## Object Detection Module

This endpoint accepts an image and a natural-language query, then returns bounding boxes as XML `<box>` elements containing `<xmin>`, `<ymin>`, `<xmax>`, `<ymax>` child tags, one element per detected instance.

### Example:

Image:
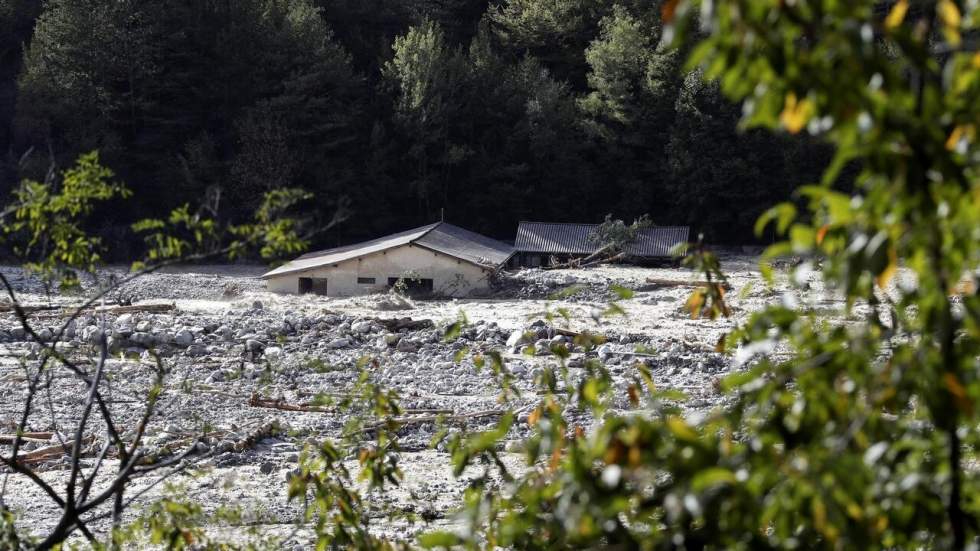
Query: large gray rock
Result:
<box><xmin>174</xmin><ymin>329</ymin><xmax>194</xmax><ymax>347</ymax></box>
<box><xmin>597</xmin><ymin>343</ymin><xmax>614</xmax><ymax>361</ymax></box>
<box><xmin>327</xmin><ymin>338</ymin><xmax>350</xmax><ymax>349</ymax></box>
<box><xmin>506</xmin><ymin>329</ymin><xmax>527</xmax><ymax>348</ymax></box>
<box><xmin>396</xmin><ymin>339</ymin><xmax>419</xmax><ymax>353</ymax></box>
<box><xmin>352</xmin><ymin>321</ymin><xmax>373</xmax><ymax>334</ymax></box>
<box><xmin>245</xmin><ymin>339</ymin><xmax>264</xmax><ymax>353</ymax></box>
<box><xmin>186</xmin><ymin>344</ymin><xmax>208</xmax><ymax>357</ymax></box>
<box><xmin>130</xmin><ymin>332</ymin><xmax>156</xmax><ymax>348</ymax></box>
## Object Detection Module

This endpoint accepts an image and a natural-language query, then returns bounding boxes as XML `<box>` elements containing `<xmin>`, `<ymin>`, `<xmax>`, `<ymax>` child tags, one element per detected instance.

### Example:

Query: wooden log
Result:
<box><xmin>644</xmin><ymin>277</ymin><xmax>732</xmax><ymax>290</ymax></box>
<box><xmin>248</xmin><ymin>393</ymin><xmax>333</xmax><ymax>413</ymax></box>
<box><xmin>0</xmin><ymin>432</ymin><xmax>55</xmax><ymax>445</ymax></box>
<box><xmin>0</xmin><ymin>302</ymin><xmax>176</xmax><ymax>316</ymax></box>
<box><xmin>370</xmin><ymin>317</ymin><xmax>434</xmax><ymax>332</ymax></box>
<box><xmin>95</xmin><ymin>303</ymin><xmax>176</xmax><ymax>314</ymax></box>
<box><xmin>248</xmin><ymin>393</ymin><xmax>452</xmax><ymax>416</ymax></box>
<box><xmin>361</xmin><ymin>409</ymin><xmax>505</xmax><ymax>433</ymax></box>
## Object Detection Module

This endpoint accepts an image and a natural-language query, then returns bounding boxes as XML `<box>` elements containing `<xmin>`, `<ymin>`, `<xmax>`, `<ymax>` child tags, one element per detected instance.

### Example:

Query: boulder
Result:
<box><xmin>396</xmin><ymin>339</ymin><xmax>419</xmax><ymax>353</ymax></box>
<box><xmin>596</xmin><ymin>343</ymin><xmax>614</xmax><ymax>361</ymax></box>
<box><xmin>186</xmin><ymin>344</ymin><xmax>208</xmax><ymax>357</ymax></box>
<box><xmin>130</xmin><ymin>332</ymin><xmax>156</xmax><ymax>348</ymax></box>
<box><xmin>352</xmin><ymin>321</ymin><xmax>373</xmax><ymax>334</ymax></box>
<box><xmin>506</xmin><ymin>329</ymin><xmax>527</xmax><ymax>348</ymax></box>
<box><xmin>327</xmin><ymin>338</ymin><xmax>350</xmax><ymax>349</ymax></box>
<box><xmin>174</xmin><ymin>329</ymin><xmax>194</xmax><ymax>347</ymax></box>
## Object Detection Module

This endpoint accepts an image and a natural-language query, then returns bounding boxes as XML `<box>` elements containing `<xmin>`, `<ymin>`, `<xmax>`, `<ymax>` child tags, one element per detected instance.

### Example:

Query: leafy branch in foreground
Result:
<box><xmin>418</xmin><ymin>1</ymin><xmax>980</xmax><ymax>549</ymax></box>
<box><xmin>0</xmin><ymin>151</ymin><xmax>325</xmax><ymax>549</ymax></box>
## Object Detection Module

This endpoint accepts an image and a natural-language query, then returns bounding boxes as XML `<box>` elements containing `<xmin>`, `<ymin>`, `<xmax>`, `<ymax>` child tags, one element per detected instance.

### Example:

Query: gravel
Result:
<box><xmin>0</xmin><ymin>255</ymin><xmax>817</xmax><ymax>545</ymax></box>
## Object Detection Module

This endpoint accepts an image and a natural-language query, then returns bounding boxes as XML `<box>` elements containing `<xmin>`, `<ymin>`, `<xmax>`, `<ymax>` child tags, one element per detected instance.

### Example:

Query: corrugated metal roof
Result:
<box><xmin>515</xmin><ymin>221</ymin><xmax>689</xmax><ymax>258</ymax></box>
<box><xmin>416</xmin><ymin>224</ymin><xmax>515</xmax><ymax>267</ymax></box>
<box><xmin>262</xmin><ymin>222</ymin><xmax>513</xmax><ymax>279</ymax></box>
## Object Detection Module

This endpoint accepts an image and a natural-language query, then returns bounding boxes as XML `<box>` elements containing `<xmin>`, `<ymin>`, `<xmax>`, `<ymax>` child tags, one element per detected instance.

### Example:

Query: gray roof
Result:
<box><xmin>262</xmin><ymin>222</ymin><xmax>514</xmax><ymax>279</ymax></box>
<box><xmin>514</xmin><ymin>221</ymin><xmax>690</xmax><ymax>258</ymax></box>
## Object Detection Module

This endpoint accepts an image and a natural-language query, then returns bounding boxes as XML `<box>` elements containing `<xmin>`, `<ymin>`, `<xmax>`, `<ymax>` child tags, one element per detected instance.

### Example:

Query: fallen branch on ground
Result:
<box><xmin>370</xmin><ymin>317</ymin><xmax>434</xmax><ymax>331</ymax></box>
<box><xmin>249</xmin><ymin>393</ymin><xmax>332</xmax><ymax>413</ymax></box>
<box><xmin>361</xmin><ymin>409</ymin><xmax>505</xmax><ymax>434</ymax></box>
<box><xmin>645</xmin><ymin>277</ymin><xmax>731</xmax><ymax>290</ymax></box>
<box><xmin>94</xmin><ymin>303</ymin><xmax>176</xmax><ymax>314</ymax></box>
<box><xmin>248</xmin><ymin>393</ymin><xmax>453</xmax><ymax>416</ymax></box>
<box><xmin>0</xmin><ymin>432</ymin><xmax>55</xmax><ymax>445</ymax></box>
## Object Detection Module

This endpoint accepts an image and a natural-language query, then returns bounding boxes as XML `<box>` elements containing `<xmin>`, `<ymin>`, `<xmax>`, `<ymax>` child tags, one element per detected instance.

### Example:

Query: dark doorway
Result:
<box><xmin>388</xmin><ymin>277</ymin><xmax>434</xmax><ymax>296</ymax></box>
<box><xmin>299</xmin><ymin>278</ymin><xmax>312</xmax><ymax>294</ymax></box>
<box><xmin>299</xmin><ymin>277</ymin><xmax>328</xmax><ymax>295</ymax></box>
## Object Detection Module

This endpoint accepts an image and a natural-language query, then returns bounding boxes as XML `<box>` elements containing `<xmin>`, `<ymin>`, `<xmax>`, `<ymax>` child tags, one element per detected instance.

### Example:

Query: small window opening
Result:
<box><xmin>357</xmin><ymin>277</ymin><xmax>376</xmax><ymax>285</ymax></box>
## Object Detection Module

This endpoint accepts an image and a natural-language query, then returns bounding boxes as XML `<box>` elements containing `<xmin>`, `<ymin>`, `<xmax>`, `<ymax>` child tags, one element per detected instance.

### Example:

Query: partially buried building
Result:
<box><xmin>262</xmin><ymin>222</ymin><xmax>514</xmax><ymax>297</ymax></box>
<box><xmin>513</xmin><ymin>221</ymin><xmax>690</xmax><ymax>267</ymax></box>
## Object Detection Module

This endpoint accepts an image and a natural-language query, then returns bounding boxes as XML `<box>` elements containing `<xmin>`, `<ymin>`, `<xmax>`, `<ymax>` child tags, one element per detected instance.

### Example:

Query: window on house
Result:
<box><xmin>357</xmin><ymin>277</ymin><xmax>376</xmax><ymax>285</ymax></box>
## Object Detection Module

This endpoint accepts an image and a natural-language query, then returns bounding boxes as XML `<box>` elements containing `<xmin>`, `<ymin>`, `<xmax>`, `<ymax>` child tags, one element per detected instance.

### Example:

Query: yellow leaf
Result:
<box><xmin>973</xmin><ymin>52</ymin><xmax>980</xmax><ymax>69</ymax></box>
<box><xmin>628</xmin><ymin>445</ymin><xmax>642</xmax><ymax>467</ymax></box>
<box><xmin>884</xmin><ymin>0</ymin><xmax>908</xmax><ymax>30</ymax></box>
<box><xmin>667</xmin><ymin>416</ymin><xmax>698</xmax><ymax>441</ymax></box>
<box><xmin>875</xmin><ymin>247</ymin><xmax>897</xmax><ymax>288</ymax></box>
<box><xmin>945</xmin><ymin>124</ymin><xmax>970</xmax><ymax>151</ymax></box>
<box><xmin>938</xmin><ymin>0</ymin><xmax>962</xmax><ymax>45</ymax></box>
<box><xmin>779</xmin><ymin>92</ymin><xmax>815</xmax><ymax>134</ymax></box>
<box><xmin>685</xmin><ymin>289</ymin><xmax>706</xmax><ymax>319</ymax></box>
<box><xmin>527</xmin><ymin>407</ymin><xmax>541</xmax><ymax>426</ymax></box>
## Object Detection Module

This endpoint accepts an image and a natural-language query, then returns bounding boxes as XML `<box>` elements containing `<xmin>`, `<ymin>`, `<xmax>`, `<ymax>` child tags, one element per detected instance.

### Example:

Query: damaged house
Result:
<box><xmin>262</xmin><ymin>222</ymin><xmax>514</xmax><ymax>297</ymax></box>
<box><xmin>512</xmin><ymin>221</ymin><xmax>690</xmax><ymax>267</ymax></box>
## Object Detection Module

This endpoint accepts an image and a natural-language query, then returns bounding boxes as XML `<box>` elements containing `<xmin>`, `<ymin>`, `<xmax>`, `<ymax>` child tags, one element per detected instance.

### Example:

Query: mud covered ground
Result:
<box><xmin>0</xmin><ymin>254</ymin><xmax>820</xmax><ymax>547</ymax></box>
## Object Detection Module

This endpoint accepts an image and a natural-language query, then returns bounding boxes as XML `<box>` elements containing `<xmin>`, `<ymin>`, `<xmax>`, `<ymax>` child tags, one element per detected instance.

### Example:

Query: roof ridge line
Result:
<box><xmin>410</xmin><ymin>221</ymin><xmax>443</xmax><ymax>244</ymax></box>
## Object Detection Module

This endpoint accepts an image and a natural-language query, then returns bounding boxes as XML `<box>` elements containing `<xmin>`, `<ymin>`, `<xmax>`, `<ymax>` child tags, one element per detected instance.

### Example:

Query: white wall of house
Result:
<box><xmin>265</xmin><ymin>243</ymin><xmax>494</xmax><ymax>297</ymax></box>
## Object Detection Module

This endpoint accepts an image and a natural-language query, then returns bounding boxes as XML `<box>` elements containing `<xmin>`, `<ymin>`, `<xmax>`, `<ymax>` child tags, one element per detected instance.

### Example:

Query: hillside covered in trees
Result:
<box><xmin>0</xmin><ymin>0</ymin><xmax>832</xmax><ymax>254</ymax></box>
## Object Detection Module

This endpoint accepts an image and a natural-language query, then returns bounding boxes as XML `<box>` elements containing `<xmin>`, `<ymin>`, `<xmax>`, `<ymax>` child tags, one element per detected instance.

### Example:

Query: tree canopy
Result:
<box><xmin>0</xmin><ymin>0</ymin><xmax>831</xmax><ymax>251</ymax></box>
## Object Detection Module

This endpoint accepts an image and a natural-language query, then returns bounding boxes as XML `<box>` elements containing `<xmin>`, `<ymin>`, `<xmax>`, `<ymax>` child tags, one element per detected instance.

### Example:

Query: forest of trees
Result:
<box><xmin>0</xmin><ymin>0</ymin><xmax>833</xmax><ymax>254</ymax></box>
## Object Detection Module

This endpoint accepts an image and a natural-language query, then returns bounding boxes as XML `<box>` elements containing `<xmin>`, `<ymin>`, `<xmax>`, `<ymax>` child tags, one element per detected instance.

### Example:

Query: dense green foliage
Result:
<box><xmin>410</xmin><ymin>0</ymin><xmax>980</xmax><ymax>548</ymax></box>
<box><xmin>1</xmin><ymin>0</ymin><xmax>978</xmax><ymax>549</ymax></box>
<box><xmin>0</xmin><ymin>0</ymin><xmax>831</xmax><ymax>251</ymax></box>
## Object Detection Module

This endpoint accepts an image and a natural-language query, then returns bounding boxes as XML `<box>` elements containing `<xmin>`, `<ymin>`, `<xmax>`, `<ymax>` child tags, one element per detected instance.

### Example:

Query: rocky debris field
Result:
<box><xmin>0</xmin><ymin>254</ymin><xmax>805</xmax><ymax>546</ymax></box>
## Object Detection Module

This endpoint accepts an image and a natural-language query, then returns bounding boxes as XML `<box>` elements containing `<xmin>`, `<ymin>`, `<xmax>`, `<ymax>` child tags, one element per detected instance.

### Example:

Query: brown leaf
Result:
<box><xmin>661</xmin><ymin>0</ymin><xmax>680</xmax><ymax>23</ymax></box>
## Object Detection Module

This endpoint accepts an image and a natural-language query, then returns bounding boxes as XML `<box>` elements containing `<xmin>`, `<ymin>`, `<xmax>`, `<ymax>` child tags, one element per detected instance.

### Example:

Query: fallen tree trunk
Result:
<box><xmin>370</xmin><ymin>317</ymin><xmax>434</xmax><ymax>332</ymax></box>
<box><xmin>248</xmin><ymin>393</ymin><xmax>453</xmax><ymax>416</ymax></box>
<box><xmin>248</xmin><ymin>393</ymin><xmax>332</xmax><ymax>413</ymax></box>
<box><xmin>645</xmin><ymin>277</ymin><xmax>732</xmax><ymax>290</ymax></box>
<box><xmin>361</xmin><ymin>409</ymin><xmax>505</xmax><ymax>433</ymax></box>
<box><xmin>95</xmin><ymin>303</ymin><xmax>176</xmax><ymax>314</ymax></box>
<box><xmin>0</xmin><ymin>302</ymin><xmax>176</xmax><ymax>316</ymax></box>
<box><xmin>543</xmin><ymin>249</ymin><xmax>625</xmax><ymax>271</ymax></box>
<box><xmin>0</xmin><ymin>432</ymin><xmax>55</xmax><ymax>445</ymax></box>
